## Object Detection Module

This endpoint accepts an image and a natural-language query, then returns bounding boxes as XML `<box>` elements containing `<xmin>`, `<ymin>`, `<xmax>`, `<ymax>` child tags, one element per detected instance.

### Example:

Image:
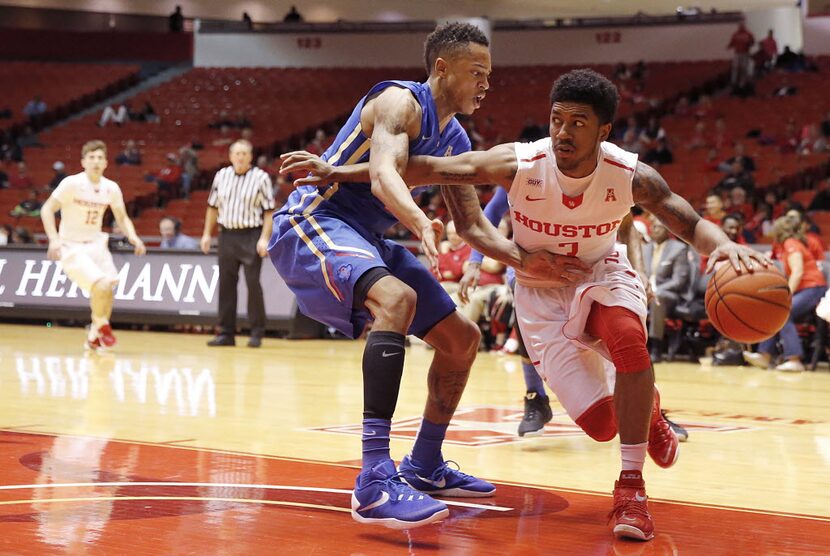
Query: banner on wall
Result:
<box><xmin>0</xmin><ymin>248</ymin><xmax>298</xmax><ymax>326</ymax></box>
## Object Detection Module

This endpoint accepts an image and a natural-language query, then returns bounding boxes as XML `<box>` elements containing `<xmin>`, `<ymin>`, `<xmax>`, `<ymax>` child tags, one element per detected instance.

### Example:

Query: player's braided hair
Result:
<box><xmin>424</xmin><ymin>22</ymin><xmax>489</xmax><ymax>74</ymax></box>
<box><xmin>549</xmin><ymin>69</ymin><xmax>619</xmax><ymax>125</ymax></box>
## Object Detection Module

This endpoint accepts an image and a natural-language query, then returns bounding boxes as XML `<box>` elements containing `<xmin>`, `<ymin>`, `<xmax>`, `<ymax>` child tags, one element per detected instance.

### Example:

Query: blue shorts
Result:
<box><xmin>268</xmin><ymin>210</ymin><xmax>456</xmax><ymax>339</ymax></box>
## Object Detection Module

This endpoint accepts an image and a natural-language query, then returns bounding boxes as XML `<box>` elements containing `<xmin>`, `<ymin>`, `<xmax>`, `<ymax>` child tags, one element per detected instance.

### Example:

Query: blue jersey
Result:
<box><xmin>278</xmin><ymin>80</ymin><xmax>472</xmax><ymax>236</ymax></box>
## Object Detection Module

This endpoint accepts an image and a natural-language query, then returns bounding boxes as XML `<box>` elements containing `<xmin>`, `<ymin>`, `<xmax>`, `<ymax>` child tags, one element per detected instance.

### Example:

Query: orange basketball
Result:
<box><xmin>704</xmin><ymin>263</ymin><xmax>792</xmax><ymax>344</ymax></box>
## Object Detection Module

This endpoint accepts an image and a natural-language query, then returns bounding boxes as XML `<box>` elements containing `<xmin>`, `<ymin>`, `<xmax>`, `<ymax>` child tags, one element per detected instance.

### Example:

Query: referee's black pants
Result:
<box><xmin>217</xmin><ymin>226</ymin><xmax>265</xmax><ymax>337</ymax></box>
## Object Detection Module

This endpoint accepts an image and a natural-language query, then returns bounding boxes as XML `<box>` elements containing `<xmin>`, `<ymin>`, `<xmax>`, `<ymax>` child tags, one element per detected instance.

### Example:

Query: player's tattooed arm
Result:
<box><xmin>405</xmin><ymin>143</ymin><xmax>518</xmax><ymax>189</ymax></box>
<box><xmin>633</xmin><ymin>161</ymin><xmax>767</xmax><ymax>272</ymax></box>
<box><xmin>279</xmin><ymin>143</ymin><xmax>518</xmax><ymax>190</ymax></box>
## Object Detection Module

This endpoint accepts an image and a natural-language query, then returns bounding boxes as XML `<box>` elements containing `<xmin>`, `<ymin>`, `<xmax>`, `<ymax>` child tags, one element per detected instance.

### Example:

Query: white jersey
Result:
<box><xmin>52</xmin><ymin>172</ymin><xmax>124</xmax><ymax>242</ymax></box>
<box><xmin>508</xmin><ymin>139</ymin><xmax>638</xmax><ymax>287</ymax></box>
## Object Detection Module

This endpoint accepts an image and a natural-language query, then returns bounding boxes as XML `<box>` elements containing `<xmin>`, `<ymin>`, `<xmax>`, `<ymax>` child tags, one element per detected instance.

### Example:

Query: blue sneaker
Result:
<box><xmin>351</xmin><ymin>460</ymin><xmax>449</xmax><ymax>529</ymax></box>
<box><xmin>398</xmin><ymin>455</ymin><xmax>496</xmax><ymax>498</ymax></box>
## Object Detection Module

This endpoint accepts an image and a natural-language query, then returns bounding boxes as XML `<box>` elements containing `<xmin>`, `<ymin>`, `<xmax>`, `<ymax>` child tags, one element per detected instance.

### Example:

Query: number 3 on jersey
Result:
<box><xmin>558</xmin><ymin>241</ymin><xmax>579</xmax><ymax>256</ymax></box>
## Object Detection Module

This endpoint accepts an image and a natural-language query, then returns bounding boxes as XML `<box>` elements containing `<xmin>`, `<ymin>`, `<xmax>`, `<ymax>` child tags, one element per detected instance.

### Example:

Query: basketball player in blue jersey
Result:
<box><xmin>268</xmin><ymin>23</ymin><xmax>578</xmax><ymax>529</ymax></box>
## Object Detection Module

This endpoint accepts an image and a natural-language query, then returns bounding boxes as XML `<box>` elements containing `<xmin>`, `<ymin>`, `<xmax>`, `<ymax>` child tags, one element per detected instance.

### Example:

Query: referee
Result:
<box><xmin>200</xmin><ymin>139</ymin><xmax>275</xmax><ymax>347</ymax></box>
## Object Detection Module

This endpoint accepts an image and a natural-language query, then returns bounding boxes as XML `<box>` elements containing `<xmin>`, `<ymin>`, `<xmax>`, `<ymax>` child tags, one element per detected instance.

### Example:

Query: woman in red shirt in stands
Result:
<box><xmin>745</xmin><ymin>217</ymin><xmax>827</xmax><ymax>372</ymax></box>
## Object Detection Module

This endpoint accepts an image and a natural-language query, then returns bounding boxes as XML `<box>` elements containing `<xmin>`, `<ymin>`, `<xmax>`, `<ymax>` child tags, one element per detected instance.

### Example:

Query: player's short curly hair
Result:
<box><xmin>424</xmin><ymin>22</ymin><xmax>489</xmax><ymax>74</ymax></box>
<box><xmin>549</xmin><ymin>69</ymin><xmax>619</xmax><ymax>125</ymax></box>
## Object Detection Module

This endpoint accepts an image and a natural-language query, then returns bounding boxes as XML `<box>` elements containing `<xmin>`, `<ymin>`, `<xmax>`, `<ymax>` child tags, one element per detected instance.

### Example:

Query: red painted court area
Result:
<box><xmin>0</xmin><ymin>430</ymin><xmax>825</xmax><ymax>555</ymax></box>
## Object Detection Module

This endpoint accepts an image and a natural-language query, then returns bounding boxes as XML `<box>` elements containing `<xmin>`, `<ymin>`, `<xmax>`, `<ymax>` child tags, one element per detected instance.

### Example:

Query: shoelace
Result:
<box><xmin>365</xmin><ymin>470</ymin><xmax>423</xmax><ymax>498</ymax></box>
<box><xmin>427</xmin><ymin>460</ymin><xmax>471</xmax><ymax>482</ymax></box>
<box><xmin>607</xmin><ymin>492</ymin><xmax>650</xmax><ymax>523</ymax></box>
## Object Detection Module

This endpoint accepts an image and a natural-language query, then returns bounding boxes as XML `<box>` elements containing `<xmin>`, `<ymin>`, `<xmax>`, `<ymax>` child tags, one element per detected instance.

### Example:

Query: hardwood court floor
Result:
<box><xmin>0</xmin><ymin>323</ymin><xmax>828</xmax><ymax>555</ymax></box>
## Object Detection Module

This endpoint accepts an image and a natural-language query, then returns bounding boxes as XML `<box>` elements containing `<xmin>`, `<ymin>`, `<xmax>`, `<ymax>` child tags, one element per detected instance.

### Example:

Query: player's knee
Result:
<box><xmin>456</xmin><ymin>316</ymin><xmax>481</xmax><ymax>361</ymax></box>
<box><xmin>598</xmin><ymin>307</ymin><xmax>650</xmax><ymax>373</ymax></box>
<box><xmin>575</xmin><ymin>397</ymin><xmax>618</xmax><ymax>442</ymax></box>
<box><xmin>371</xmin><ymin>280</ymin><xmax>417</xmax><ymax>327</ymax></box>
<box><xmin>91</xmin><ymin>279</ymin><xmax>114</xmax><ymax>296</ymax></box>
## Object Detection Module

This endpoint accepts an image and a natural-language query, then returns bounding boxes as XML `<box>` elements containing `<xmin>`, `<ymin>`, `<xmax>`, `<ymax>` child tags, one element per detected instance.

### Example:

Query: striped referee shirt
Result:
<box><xmin>207</xmin><ymin>166</ymin><xmax>275</xmax><ymax>229</ymax></box>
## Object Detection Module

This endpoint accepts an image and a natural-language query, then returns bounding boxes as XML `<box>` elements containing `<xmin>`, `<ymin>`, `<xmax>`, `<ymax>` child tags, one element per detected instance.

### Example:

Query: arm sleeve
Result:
<box><xmin>468</xmin><ymin>186</ymin><xmax>509</xmax><ymax>264</ymax></box>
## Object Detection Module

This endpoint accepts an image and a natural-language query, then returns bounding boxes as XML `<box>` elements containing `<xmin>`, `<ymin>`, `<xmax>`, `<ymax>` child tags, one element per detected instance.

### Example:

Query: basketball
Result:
<box><xmin>704</xmin><ymin>263</ymin><xmax>792</xmax><ymax>344</ymax></box>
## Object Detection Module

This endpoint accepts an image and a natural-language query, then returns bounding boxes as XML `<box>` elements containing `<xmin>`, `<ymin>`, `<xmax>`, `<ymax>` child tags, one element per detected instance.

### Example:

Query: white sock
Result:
<box><xmin>92</xmin><ymin>316</ymin><xmax>108</xmax><ymax>330</ymax></box>
<box><xmin>621</xmin><ymin>442</ymin><xmax>648</xmax><ymax>472</ymax></box>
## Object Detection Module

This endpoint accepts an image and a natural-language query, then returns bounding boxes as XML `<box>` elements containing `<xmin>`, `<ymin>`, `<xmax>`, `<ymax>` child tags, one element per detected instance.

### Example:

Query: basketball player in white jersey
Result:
<box><xmin>41</xmin><ymin>140</ymin><xmax>146</xmax><ymax>351</ymax></box>
<box><xmin>279</xmin><ymin>69</ymin><xmax>767</xmax><ymax>541</ymax></box>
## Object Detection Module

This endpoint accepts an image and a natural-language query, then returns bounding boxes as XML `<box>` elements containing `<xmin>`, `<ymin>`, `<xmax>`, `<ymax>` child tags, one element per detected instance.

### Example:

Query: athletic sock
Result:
<box><xmin>522</xmin><ymin>360</ymin><xmax>546</xmax><ymax>397</ymax></box>
<box><xmin>361</xmin><ymin>418</ymin><xmax>392</xmax><ymax>469</ymax></box>
<box><xmin>410</xmin><ymin>418</ymin><xmax>448</xmax><ymax>471</ymax></box>
<box><xmin>621</xmin><ymin>442</ymin><xmax>648</xmax><ymax>472</ymax></box>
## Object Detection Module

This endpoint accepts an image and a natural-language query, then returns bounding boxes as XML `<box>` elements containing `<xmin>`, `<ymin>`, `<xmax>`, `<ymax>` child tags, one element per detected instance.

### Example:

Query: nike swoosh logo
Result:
<box><xmin>415</xmin><ymin>473</ymin><xmax>446</xmax><ymax>488</ymax></box>
<box><xmin>359</xmin><ymin>490</ymin><xmax>390</xmax><ymax>511</ymax></box>
<box><xmin>382</xmin><ymin>351</ymin><xmax>402</xmax><ymax>357</ymax></box>
<box><xmin>363</xmin><ymin>430</ymin><xmax>376</xmax><ymax>436</ymax></box>
<box><xmin>634</xmin><ymin>492</ymin><xmax>647</xmax><ymax>502</ymax></box>
<box><xmin>525</xmin><ymin>196</ymin><xmax>545</xmax><ymax>202</ymax></box>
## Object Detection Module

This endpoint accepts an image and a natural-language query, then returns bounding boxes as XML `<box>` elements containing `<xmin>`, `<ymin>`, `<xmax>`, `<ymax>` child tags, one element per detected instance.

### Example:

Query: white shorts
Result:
<box><xmin>515</xmin><ymin>248</ymin><xmax>648</xmax><ymax>421</ymax></box>
<box><xmin>60</xmin><ymin>234</ymin><xmax>119</xmax><ymax>292</ymax></box>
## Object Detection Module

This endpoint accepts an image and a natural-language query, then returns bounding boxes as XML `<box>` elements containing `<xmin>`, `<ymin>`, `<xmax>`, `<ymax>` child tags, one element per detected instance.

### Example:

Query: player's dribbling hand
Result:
<box><xmin>46</xmin><ymin>240</ymin><xmax>61</xmax><ymax>261</ymax></box>
<box><xmin>706</xmin><ymin>241</ymin><xmax>770</xmax><ymax>274</ymax></box>
<box><xmin>420</xmin><ymin>218</ymin><xmax>444</xmax><ymax>277</ymax></box>
<box><xmin>279</xmin><ymin>151</ymin><xmax>335</xmax><ymax>187</ymax></box>
<box><xmin>458</xmin><ymin>263</ymin><xmax>481</xmax><ymax>304</ymax></box>
<box><xmin>522</xmin><ymin>250</ymin><xmax>590</xmax><ymax>283</ymax></box>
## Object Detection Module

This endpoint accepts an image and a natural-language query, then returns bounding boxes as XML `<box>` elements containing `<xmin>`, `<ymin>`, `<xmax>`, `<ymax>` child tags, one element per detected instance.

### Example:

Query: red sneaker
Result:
<box><xmin>609</xmin><ymin>470</ymin><xmax>654</xmax><ymax>541</ymax></box>
<box><xmin>648</xmin><ymin>389</ymin><xmax>679</xmax><ymax>468</ymax></box>
<box><xmin>98</xmin><ymin>324</ymin><xmax>117</xmax><ymax>348</ymax></box>
<box><xmin>85</xmin><ymin>337</ymin><xmax>102</xmax><ymax>352</ymax></box>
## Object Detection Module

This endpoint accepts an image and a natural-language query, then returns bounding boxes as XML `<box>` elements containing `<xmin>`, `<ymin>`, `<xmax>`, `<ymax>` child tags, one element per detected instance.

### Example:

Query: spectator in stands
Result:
<box><xmin>613</xmin><ymin>63</ymin><xmax>631</xmax><ymax>80</ymax></box>
<box><xmin>704</xmin><ymin>193</ymin><xmax>727</xmax><ymax>225</ymax></box>
<box><xmin>0</xmin><ymin>107</ymin><xmax>10</xmax><ymax>120</ymax></box>
<box><xmin>283</xmin><ymin>5</ymin><xmax>303</xmax><ymax>22</ymax></box>
<box><xmin>744</xmin><ymin>216</ymin><xmax>827</xmax><ymax>372</ymax></box>
<box><xmin>711</xmin><ymin>116</ymin><xmax>732</xmax><ymax>150</ymax></box>
<box><xmin>722</xmin><ymin>212</ymin><xmax>752</xmax><ymax>244</ymax></box>
<box><xmin>9</xmin><ymin>226</ymin><xmax>34</xmax><ymax>244</ymax></box>
<box><xmin>212</xmin><ymin>125</ymin><xmax>234</xmax><ymax>149</ymax></box>
<box><xmin>776</xmin><ymin>46</ymin><xmax>799</xmax><ymax>71</ymax></box>
<box><xmin>16</xmin><ymin>126</ymin><xmax>44</xmax><ymax>149</ymax></box>
<box><xmin>727</xmin><ymin>22</ymin><xmax>755</xmax><ymax>88</ymax></box>
<box><xmin>179</xmin><ymin>144</ymin><xmax>199</xmax><ymax>198</ymax></box>
<box><xmin>437</xmin><ymin>220</ymin><xmax>471</xmax><ymax>295</ymax></box>
<box><xmin>479</xmin><ymin>116</ymin><xmax>501</xmax><ymax>148</ymax></box>
<box><xmin>209</xmin><ymin>111</ymin><xmax>234</xmax><ymax>130</ymax></box>
<box><xmin>724</xmin><ymin>142</ymin><xmax>755</xmax><ymax>173</ymax></box>
<box><xmin>808</xmin><ymin>179</ymin><xmax>830</xmax><ymax>211</ymax></box>
<box><xmin>702</xmin><ymin>148</ymin><xmax>720</xmax><ymax>172</ymax></box>
<box><xmin>745</xmin><ymin>202</ymin><xmax>773</xmax><ymax>238</ymax></box>
<box><xmin>786</xmin><ymin>207</ymin><xmax>826</xmax><ymax>264</ymax></box>
<box><xmin>9</xmin><ymin>162</ymin><xmax>34</xmax><ymax>190</ymax></box>
<box><xmin>638</xmin><ymin>116</ymin><xmax>666</xmax><ymax>152</ymax></box>
<box><xmin>0</xmin><ymin>130</ymin><xmax>22</xmax><ymax>162</ymax></box>
<box><xmin>9</xmin><ymin>190</ymin><xmax>42</xmax><ymax>217</ymax></box>
<box><xmin>159</xmin><ymin>216</ymin><xmax>199</xmax><ymax>250</ymax></box>
<box><xmin>169</xmin><ymin>5</ymin><xmax>184</xmax><ymax>32</ymax></box>
<box><xmin>754</xmin><ymin>30</ymin><xmax>778</xmax><ymax>76</ymax></box>
<box><xmin>694</xmin><ymin>94</ymin><xmax>713</xmax><ymax>119</ymax></box>
<box><xmin>518</xmin><ymin>116</ymin><xmax>545</xmax><ymax>142</ymax></box>
<box><xmin>115</xmin><ymin>140</ymin><xmax>142</xmax><ymax>166</ymax></box>
<box><xmin>820</xmin><ymin>112</ymin><xmax>830</xmax><ymax>138</ymax></box>
<box><xmin>0</xmin><ymin>224</ymin><xmax>10</xmax><ymax>245</ymax></box>
<box><xmin>305</xmin><ymin>128</ymin><xmax>330</xmax><ymax>156</ymax></box>
<box><xmin>153</xmin><ymin>153</ymin><xmax>183</xmax><ymax>204</ymax></box>
<box><xmin>673</xmin><ymin>95</ymin><xmax>690</xmax><ymax>117</ymax></box>
<box><xmin>47</xmin><ymin>161</ymin><xmax>66</xmax><ymax>190</ymax></box>
<box><xmin>799</xmin><ymin>123</ymin><xmax>827</xmax><ymax>155</ymax></box>
<box><xmin>728</xmin><ymin>186</ymin><xmax>753</xmax><ymax>222</ymax></box>
<box><xmin>642</xmin><ymin>137</ymin><xmax>673</xmax><ymax>166</ymax></box>
<box><xmin>99</xmin><ymin>102</ymin><xmax>131</xmax><ymax>127</ymax></box>
<box><xmin>22</xmin><ymin>95</ymin><xmax>47</xmax><ymax>126</ymax></box>
<box><xmin>687</xmin><ymin>121</ymin><xmax>708</xmax><ymax>151</ymax></box>
<box><xmin>243</xmin><ymin>12</ymin><xmax>253</xmax><ymax>30</ymax></box>
<box><xmin>137</xmin><ymin>101</ymin><xmax>160</xmax><ymax>124</ymax></box>
<box><xmin>631</xmin><ymin>60</ymin><xmax>647</xmax><ymax>81</ymax></box>
<box><xmin>644</xmin><ymin>216</ymin><xmax>690</xmax><ymax>362</ymax></box>
<box><xmin>620</xmin><ymin>128</ymin><xmax>642</xmax><ymax>154</ymax></box>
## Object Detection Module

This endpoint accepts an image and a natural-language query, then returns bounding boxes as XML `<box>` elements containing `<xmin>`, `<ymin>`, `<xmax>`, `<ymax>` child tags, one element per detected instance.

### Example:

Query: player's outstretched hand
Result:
<box><xmin>420</xmin><ymin>218</ymin><xmax>444</xmax><ymax>277</ymax></box>
<box><xmin>705</xmin><ymin>241</ymin><xmax>770</xmax><ymax>274</ymax></box>
<box><xmin>279</xmin><ymin>151</ymin><xmax>335</xmax><ymax>187</ymax></box>
<box><xmin>458</xmin><ymin>262</ymin><xmax>481</xmax><ymax>304</ymax></box>
<box><xmin>131</xmin><ymin>237</ymin><xmax>146</xmax><ymax>256</ymax></box>
<box><xmin>46</xmin><ymin>239</ymin><xmax>61</xmax><ymax>261</ymax></box>
<box><xmin>522</xmin><ymin>249</ymin><xmax>590</xmax><ymax>283</ymax></box>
